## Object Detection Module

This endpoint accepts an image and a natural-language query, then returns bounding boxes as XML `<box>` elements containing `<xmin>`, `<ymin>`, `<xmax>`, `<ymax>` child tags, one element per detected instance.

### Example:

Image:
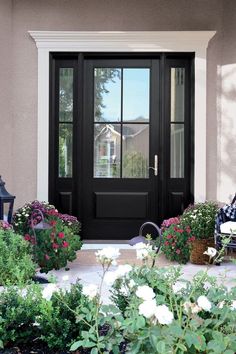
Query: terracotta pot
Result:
<box><xmin>190</xmin><ymin>238</ymin><xmax>215</xmax><ymax>265</ymax></box>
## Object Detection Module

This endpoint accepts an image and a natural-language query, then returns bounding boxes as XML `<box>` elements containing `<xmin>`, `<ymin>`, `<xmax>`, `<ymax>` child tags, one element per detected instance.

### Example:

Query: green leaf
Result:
<box><xmin>91</xmin><ymin>348</ymin><xmax>98</xmax><ymax>354</ymax></box>
<box><xmin>176</xmin><ymin>342</ymin><xmax>187</xmax><ymax>352</ymax></box>
<box><xmin>136</xmin><ymin>315</ymin><xmax>146</xmax><ymax>329</ymax></box>
<box><xmin>224</xmin><ymin>351</ymin><xmax>235</xmax><ymax>354</ymax></box>
<box><xmin>70</xmin><ymin>340</ymin><xmax>84</xmax><ymax>351</ymax></box>
<box><xmin>156</xmin><ymin>341</ymin><xmax>166</xmax><ymax>353</ymax></box>
<box><xmin>0</xmin><ymin>340</ymin><xmax>3</xmax><ymax>349</ymax></box>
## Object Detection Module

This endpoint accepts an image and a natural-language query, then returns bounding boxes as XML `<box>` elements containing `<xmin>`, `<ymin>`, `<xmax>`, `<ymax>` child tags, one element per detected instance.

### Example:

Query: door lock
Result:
<box><xmin>148</xmin><ymin>155</ymin><xmax>158</xmax><ymax>176</ymax></box>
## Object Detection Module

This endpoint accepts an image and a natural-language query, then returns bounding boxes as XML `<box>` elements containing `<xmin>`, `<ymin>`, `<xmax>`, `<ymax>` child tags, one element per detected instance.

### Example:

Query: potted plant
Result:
<box><xmin>181</xmin><ymin>201</ymin><xmax>219</xmax><ymax>264</ymax></box>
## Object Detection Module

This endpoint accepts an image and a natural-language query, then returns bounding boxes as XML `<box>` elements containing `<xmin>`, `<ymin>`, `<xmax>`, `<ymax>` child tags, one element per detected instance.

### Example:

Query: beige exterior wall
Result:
<box><xmin>0</xmin><ymin>0</ymin><xmax>235</xmax><ymax>208</ymax></box>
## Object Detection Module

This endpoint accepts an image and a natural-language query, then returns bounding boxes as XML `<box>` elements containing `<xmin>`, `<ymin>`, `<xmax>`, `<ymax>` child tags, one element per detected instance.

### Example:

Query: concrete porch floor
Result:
<box><xmin>39</xmin><ymin>244</ymin><xmax>236</xmax><ymax>303</ymax></box>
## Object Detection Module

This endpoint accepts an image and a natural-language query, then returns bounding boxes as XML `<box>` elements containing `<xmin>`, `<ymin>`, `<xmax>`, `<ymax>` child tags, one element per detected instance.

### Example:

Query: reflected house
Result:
<box><xmin>94</xmin><ymin>121</ymin><xmax>149</xmax><ymax>178</ymax></box>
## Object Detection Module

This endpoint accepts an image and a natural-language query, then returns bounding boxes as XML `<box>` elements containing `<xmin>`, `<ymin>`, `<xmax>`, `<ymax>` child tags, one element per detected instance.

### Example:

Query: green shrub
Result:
<box><xmin>0</xmin><ymin>229</ymin><xmax>36</xmax><ymax>285</ymax></box>
<box><xmin>38</xmin><ymin>282</ymin><xmax>90</xmax><ymax>349</ymax></box>
<box><xmin>0</xmin><ymin>285</ymin><xmax>43</xmax><ymax>348</ymax></box>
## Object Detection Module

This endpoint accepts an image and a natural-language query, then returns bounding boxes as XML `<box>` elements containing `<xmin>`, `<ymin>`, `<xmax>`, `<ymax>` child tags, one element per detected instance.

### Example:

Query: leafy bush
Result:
<box><xmin>181</xmin><ymin>201</ymin><xmax>219</xmax><ymax>240</ymax></box>
<box><xmin>161</xmin><ymin>222</ymin><xmax>195</xmax><ymax>263</ymax></box>
<box><xmin>38</xmin><ymin>282</ymin><xmax>90</xmax><ymax>349</ymax></box>
<box><xmin>0</xmin><ymin>285</ymin><xmax>43</xmax><ymax>348</ymax></box>
<box><xmin>0</xmin><ymin>229</ymin><xmax>36</xmax><ymax>285</ymax></box>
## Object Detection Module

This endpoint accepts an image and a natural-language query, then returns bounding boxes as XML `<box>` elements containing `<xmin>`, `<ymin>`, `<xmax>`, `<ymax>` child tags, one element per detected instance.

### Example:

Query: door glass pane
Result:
<box><xmin>94</xmin><ymin>68</ymin><xmax>121</xmax><ymax>122</ymax></box>
<box><xmin>123</xmin><ymin>69</ymin><xmax>150</xmax><ymax>122</ymax></box>
<box><xmin>171</xmin><ymin>68</ymin><xmax>185</xmax><ymax>122</ymax></box>
<box><xmin>59</xmin><ymin>68</ymin><xmax>73</xmax><ymax>122</ymax></box>
<box><xmin>170</xmin><ymin>124</ymin><xmax>184</xmax><ymax>178</ymax></box>
<box><xmin>122</xmin><ymin>124</ymin><xmax>149</xmax><ymax>178</ymax></box>
<box><xmin>59</xmin><ymin>123</ymin><xmax>73</xmax><ymax>177</ymax></box>
<box><xmin>94</xmin><ymin>124</ymin><xmax>121</xmax><ymax>178</ymax></box>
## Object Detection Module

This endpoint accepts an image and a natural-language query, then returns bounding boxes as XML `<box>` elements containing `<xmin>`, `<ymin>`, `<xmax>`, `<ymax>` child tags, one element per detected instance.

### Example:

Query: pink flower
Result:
<box><xmin>177</xmin><ymin>229</ymin><xmax>184</xmax><ymax>233</ymax></box>
<box><xmin>45</xmin><ymin>254</ymin><xmax>50</xmax><ymax>260</ymax></box>
<box><xmin>186</xmin><ymin>226</ymin><xmax>191</xmax><ymax>234</ymax></box>
<box><xmin>24</xmin><ymin>234</ymin><xmax>31</xmax><ymax>241</ymax></box>
<box><xmin>164</xmin><ymin>241</ymin><xmax>169</xmax><ymax>246</ymax></box>
<box><xmin>167</xmin><ymin>234</ymin><xmax>172</xmax><ymax>239</ymax></box>
<box><xmin>176</xmin><ymin>249</ymin><xmax>181</xmax><ymax>254</ymax></box>
<box><xmin>52</xmin><ymin>242</ymin><xmax>59</xmax><ymax>249</ymax></box>
<box><xmin>62</xmin><ymin>241</ymin><xmax>69</xmax><ymax>248</ymax></box>
<box><xmin>58</xmin><ymin>232</ymin><xmax>64</xmax><ymax>239</ymax></box>
<box><xmin>50</xmin><ymin>220</ymin><xmax>57</xmax><ymax>227</ymax></box>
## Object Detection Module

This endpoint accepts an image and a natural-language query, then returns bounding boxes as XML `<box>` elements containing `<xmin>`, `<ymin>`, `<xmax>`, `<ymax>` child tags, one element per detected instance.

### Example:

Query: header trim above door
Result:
<box><xmin>29</xmin><ymin>30</ymin><xmax>216</xmax><ymax>202</ymax></box>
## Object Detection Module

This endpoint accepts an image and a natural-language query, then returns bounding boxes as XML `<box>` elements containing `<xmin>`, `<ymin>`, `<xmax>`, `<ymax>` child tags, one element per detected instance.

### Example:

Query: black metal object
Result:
<box><xmin>31</xmin><ymin>209</ymin><xmax>52</xmax><ymax>283</ymax></box>
<box><xmin>0</xmin><ymin>176</ymin><xmax>15</xmax><ymax>223</ymax></box>
<box><xmin>129</xmin><ymin>221</ymin><xmax>162</xmax><ymax>266</ymax></box>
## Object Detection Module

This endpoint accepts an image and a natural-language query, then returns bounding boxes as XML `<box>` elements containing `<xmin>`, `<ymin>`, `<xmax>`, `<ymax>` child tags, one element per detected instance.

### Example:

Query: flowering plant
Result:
<box><xmin>181</xmin><ymin>201</ymin><xmax>219</xmax><ymax>240</ymax></box>
<box><xmin>12</xmin><ymin>200</ymin><xmax>81</xmax><ymax>236</ymax></box>
<box><xmin>12</xmin><ymin>200</ymin><xmax>82</xmax><ymax>273</ymax></box>
<box><xmin>0</xmin><ymin>220</ymin><xmax>13</xmax><ymax>231</ymax></box>
<box><xmin>161</xmin><ymin>220</ymin><xmax>194</xmax><ymax>263</ymax></box>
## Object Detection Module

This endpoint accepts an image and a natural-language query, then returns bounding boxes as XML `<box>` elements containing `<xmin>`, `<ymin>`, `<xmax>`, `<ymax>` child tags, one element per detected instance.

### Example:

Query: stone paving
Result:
<box><xmin>39</xmin><ymin>243</ymin><xmax>236</xmax><ymax>303</ymax></box>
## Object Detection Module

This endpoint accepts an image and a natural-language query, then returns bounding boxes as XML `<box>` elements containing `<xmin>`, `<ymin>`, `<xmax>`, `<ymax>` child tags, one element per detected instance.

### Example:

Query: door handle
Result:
<box><xmin>148</xmin><ymin>155</ymin><xmax>158</xmax><ymax>176</ymax></box>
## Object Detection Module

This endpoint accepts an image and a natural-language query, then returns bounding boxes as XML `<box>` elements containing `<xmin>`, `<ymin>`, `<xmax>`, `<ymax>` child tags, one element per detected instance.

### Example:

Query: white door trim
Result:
<box><xmin>29</xmin><ymin>30</ymin><xmax>216</xmax><ymax>202</ymax></box>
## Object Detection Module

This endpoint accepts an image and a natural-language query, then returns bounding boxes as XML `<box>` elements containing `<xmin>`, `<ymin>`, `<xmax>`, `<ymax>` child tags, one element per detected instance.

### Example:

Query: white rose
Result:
<box><xmin>203</xmin><ymin>247</ymin><xmax>217</xmax><ymax>258</ymax></box>
<box><xmin>154</xmin><ymin>305</ymin><xmax>174</xmax><ymax>325</ymax></box>
<box><xmin>42</xmin><ymin>284</ymin><xmax>58</xmax><ymax>300</ymax></box>
<box><xmin>116</xmin><ymin>264</ymin><xmax>132</xmax><ymax>278</ymax></box>
<box><xmin>230</xmin><ymin>300</ymin><xmax>236</xmax><ymax>310</ymax></box>
<box><xmin>218</xmin><ymin>301</ymin><xmax>225</xmax><ymax>309</ymax></box>
<box><xmin>95</xmin><ymin>247</ymin><xmax>120</xmax><ymax>265</ymax></box>
<box><xmin>197</xmin><ymin>295</ymin><xmax>212</xmax><ymax>311</ymax></box>
<box><xmin>135</xmin><ymin>242</ymin><xmax>153</xmax><ymax>260</ymax></box>
<box><xmin>104</xmin><ymin>271</ymin><xmax>118</xmax><ymax>286</ymax></box>
<box><xmin>136</xmin><ymin>285</ymin><xmax>155</xmax><ymax>301</ymax></box>
<box><xmin>82</xmin><ymin>284</ymin><xmax>98</xmax><ymax>300</ymax></box>
<box><xmin>138</xmin><ymin>299</ymin><xmax>157</xmax><ymax>319</ymax></box>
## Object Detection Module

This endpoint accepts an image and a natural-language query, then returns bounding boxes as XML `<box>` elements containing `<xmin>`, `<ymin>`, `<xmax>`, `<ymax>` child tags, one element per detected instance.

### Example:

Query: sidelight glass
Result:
<box><xmin>171</xmin><ymin>68</ymin><xmax>185</xmax><ymax>122</ymax></box>
<box><xmin>123</xmin><ymin>69</ymin><xmax>150</xmax><ymax>122</ymax></box>
<box><xmin>59</xmin><ymin>68</ymin><xmax>74</xmax><ymax>122</ymax></box>
<box><xmin>122</xmin><ymin>124</ymin><xmax>149</xmax><ymax>178</ymax></box>
<box><xmin>170</xmin><ymin>124</ymin><xmax>184</xmax><ymax>178</ymax></box>
<box><xmin>94</xmin><ymin>124</ymin><xmax>121</xmax><ymax>178</ymax></box>
<box><xmin>59</xmin><ymin>124</ymin><xmax>73</xmax><ymax>178</ymax></box>
<box><xmin>94</xmin><ymin>68</ymin><xmax>121</xmax><ymax>122</ymax></box>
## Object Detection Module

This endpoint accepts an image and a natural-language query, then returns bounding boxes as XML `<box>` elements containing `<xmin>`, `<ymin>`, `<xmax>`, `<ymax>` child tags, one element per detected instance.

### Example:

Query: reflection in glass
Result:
<box><xmin>59</xmin><ymin>68</ymin><xmax>73</xmax><ymax>122</ymax></box>
<box><xmin>123</xmin><ymin>69</ymin><xmax>150</xmax><ymax>122</ymax></box>
<box><xmin>171</xmin><ymin>68</ymin><xmax>185</xmax><ymax>122</ymax></box>
<box><xmin>94</xmin><ymin>124</ymin><xmax>121</xmax><ymax>178</ymax></box>
<box><xmin>94</xmin><ymin>68</ymin><xmax>121</xmax><ymax>122</ymax></box>
<box><xmin>171</xmin><ymin>124</ymin><xmax>184</xmax><ymax>178</ymax></box>
<box><xmin>59</xmin><ymin>124</ymin><xmax>73</xmax><ymax>177</ymax></box>
<box><xmin>122</xmin><ymin>124</ymin><xmax>149</xmax><ymax>178</ymax></box>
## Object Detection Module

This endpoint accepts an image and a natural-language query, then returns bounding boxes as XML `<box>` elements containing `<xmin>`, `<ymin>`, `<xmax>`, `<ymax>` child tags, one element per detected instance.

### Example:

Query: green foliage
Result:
<box><xmin>0</xmin><ymin>229</ymin><xmax>36</xmax><ymax>285</ymax></box>
<box><xmin>0</xmin><ymin>285</ymin><xmax>43</xmax><ymax>347</ymax></box>
<box><xmin>123</xmin><ymin>151</ymin><xmax>148</xmax><ymax>178</ymax></box>
<box><xmin>161</xmin><ymin>222</ymin><xmax>194</xmax><ymax>264</ymax></box>
<box><xmin>181</xmin><ymin>201</ymin><xmax>219</xmax><ymax>240</ymax></box>
<box><xmin>38</xmin><ymin>282</ymin><xmax>89</xmax><ymax>349</ymax></box>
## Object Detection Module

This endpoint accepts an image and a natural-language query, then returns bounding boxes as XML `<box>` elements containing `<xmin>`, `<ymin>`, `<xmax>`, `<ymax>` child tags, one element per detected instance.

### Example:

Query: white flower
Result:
<box><xmin>230</xmin><ymin>300</ymin><xmax>236</xmax><ymax>310</ymax></box>
<box><xmin>183</xmin><ymin>301</ymin><xmax>201</xmax><ymax>314</ymax></box>
<box><xmin>95</xmin><ymin>247</ymin><xmax>120</xmax><ymax>265</ymax></box>
<box><xmin>191</xmin><ymin>304</ymin><xmax>202</xmax><ymax>314</ymax></box>
<box><xmin>135</xmin><ymin>242</ymin><xmax>153</xmax><ymax>260</ymax></box>
<box><xmin>197</xmin><ymin>295</ymin><xmax>212</xmax><ymax>311</ymax></box>
<box><xmin>82</xmin><ymin>284</ymin><xmax>98</xmax><ymax>300</ymax></box>
<box><xmin>136</xmin><ymin>285</ymin><xmax>155</xmax><ymax>301</ymax></box>
<box><xmin>203</xmin><ymin>247</ymin><xmax>217</xmax><ymax>258</ymax></box>
<box><xmin>139</xmin><ymin>299</ymin><xmax>157</xmax><ymax>319</ymax></box>
<box><xmin>116</xmin><ymin>264</ymin><xmax>132</xmax><ymax>278</ymax></box>
<box><xmin>42</xmin><ymin>284</ymin><xmax>58</xmax><ymax>300</ymax></box>
<box><xmin>218</xmin><ymin>301</ymin><xmax>225</xmax><ymax>309</ymax></box>
<box><xmin>172</xmin><ymin>282</ymin><xmax>187</xmax><ymax>294</ymax></box>
<box><xmin>120</xmin><ymin>285</ymin><xmax>129</xmax><ymax>296</ymax></box>
<box><xmin>128</xmin><ymin>279</ymin><xmax>136</xmax><ymax>288</ymax></box>
<box><xmin>154</xmin><ymin>305</ymin><xmax>174</xmax><ymax>325</ymax></box>
<box><xmin>62</xmin><ymin>275</ymin><xmax>69</xmax><ymax>281</ymax></box>
<box><xmin>104</xmin><ymin>271</ymin><xmax>118</xmax><ymax>286</ymax></box>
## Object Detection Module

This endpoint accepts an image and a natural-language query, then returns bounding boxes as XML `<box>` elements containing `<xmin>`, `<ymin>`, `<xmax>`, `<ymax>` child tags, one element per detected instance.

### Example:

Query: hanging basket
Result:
<box><xmin>190</xmin><ymin>238</ymin><xmax>215</xmax><ymax>265</ymax></box>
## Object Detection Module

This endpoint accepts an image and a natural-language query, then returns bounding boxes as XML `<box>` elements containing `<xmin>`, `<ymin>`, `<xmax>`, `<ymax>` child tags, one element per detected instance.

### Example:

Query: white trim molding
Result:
<box><xmin>29</xmin><ymin>30</ymin><xmax>216</xmax><ymax>202</ymax></box>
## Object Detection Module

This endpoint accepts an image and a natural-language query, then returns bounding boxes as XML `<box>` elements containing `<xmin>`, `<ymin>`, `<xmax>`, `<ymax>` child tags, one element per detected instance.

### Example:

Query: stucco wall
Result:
<box><xmin>0</xmin><ymin>0</ymin><xmax>13</xmax><ymax>191</ymax></box>
<box><xmin>1</xmin><ymin>0</ymin><xmax>235</xmax><ymax>208</ymax></box>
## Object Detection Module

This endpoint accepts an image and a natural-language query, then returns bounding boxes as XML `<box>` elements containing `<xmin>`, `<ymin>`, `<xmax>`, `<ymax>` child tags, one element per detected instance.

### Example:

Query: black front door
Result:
<box><xmin>49</xmin><ymin>53</ymin><xmax>194</xmax><ymax>240</ymax></box>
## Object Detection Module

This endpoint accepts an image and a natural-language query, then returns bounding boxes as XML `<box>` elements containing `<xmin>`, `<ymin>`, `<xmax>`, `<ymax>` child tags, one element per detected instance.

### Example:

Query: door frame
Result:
<box><xmin>29</xmin><ymin>30</ymin><xmax>216</xmax><ymax>203</ymax></box>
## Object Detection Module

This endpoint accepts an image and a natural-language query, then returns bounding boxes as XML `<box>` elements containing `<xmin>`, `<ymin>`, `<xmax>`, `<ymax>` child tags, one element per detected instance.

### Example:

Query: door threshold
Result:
<box><xmin>82</xmin><ymin>241</ymin><xmax>133</xmax><ymax>250</ymax></box>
